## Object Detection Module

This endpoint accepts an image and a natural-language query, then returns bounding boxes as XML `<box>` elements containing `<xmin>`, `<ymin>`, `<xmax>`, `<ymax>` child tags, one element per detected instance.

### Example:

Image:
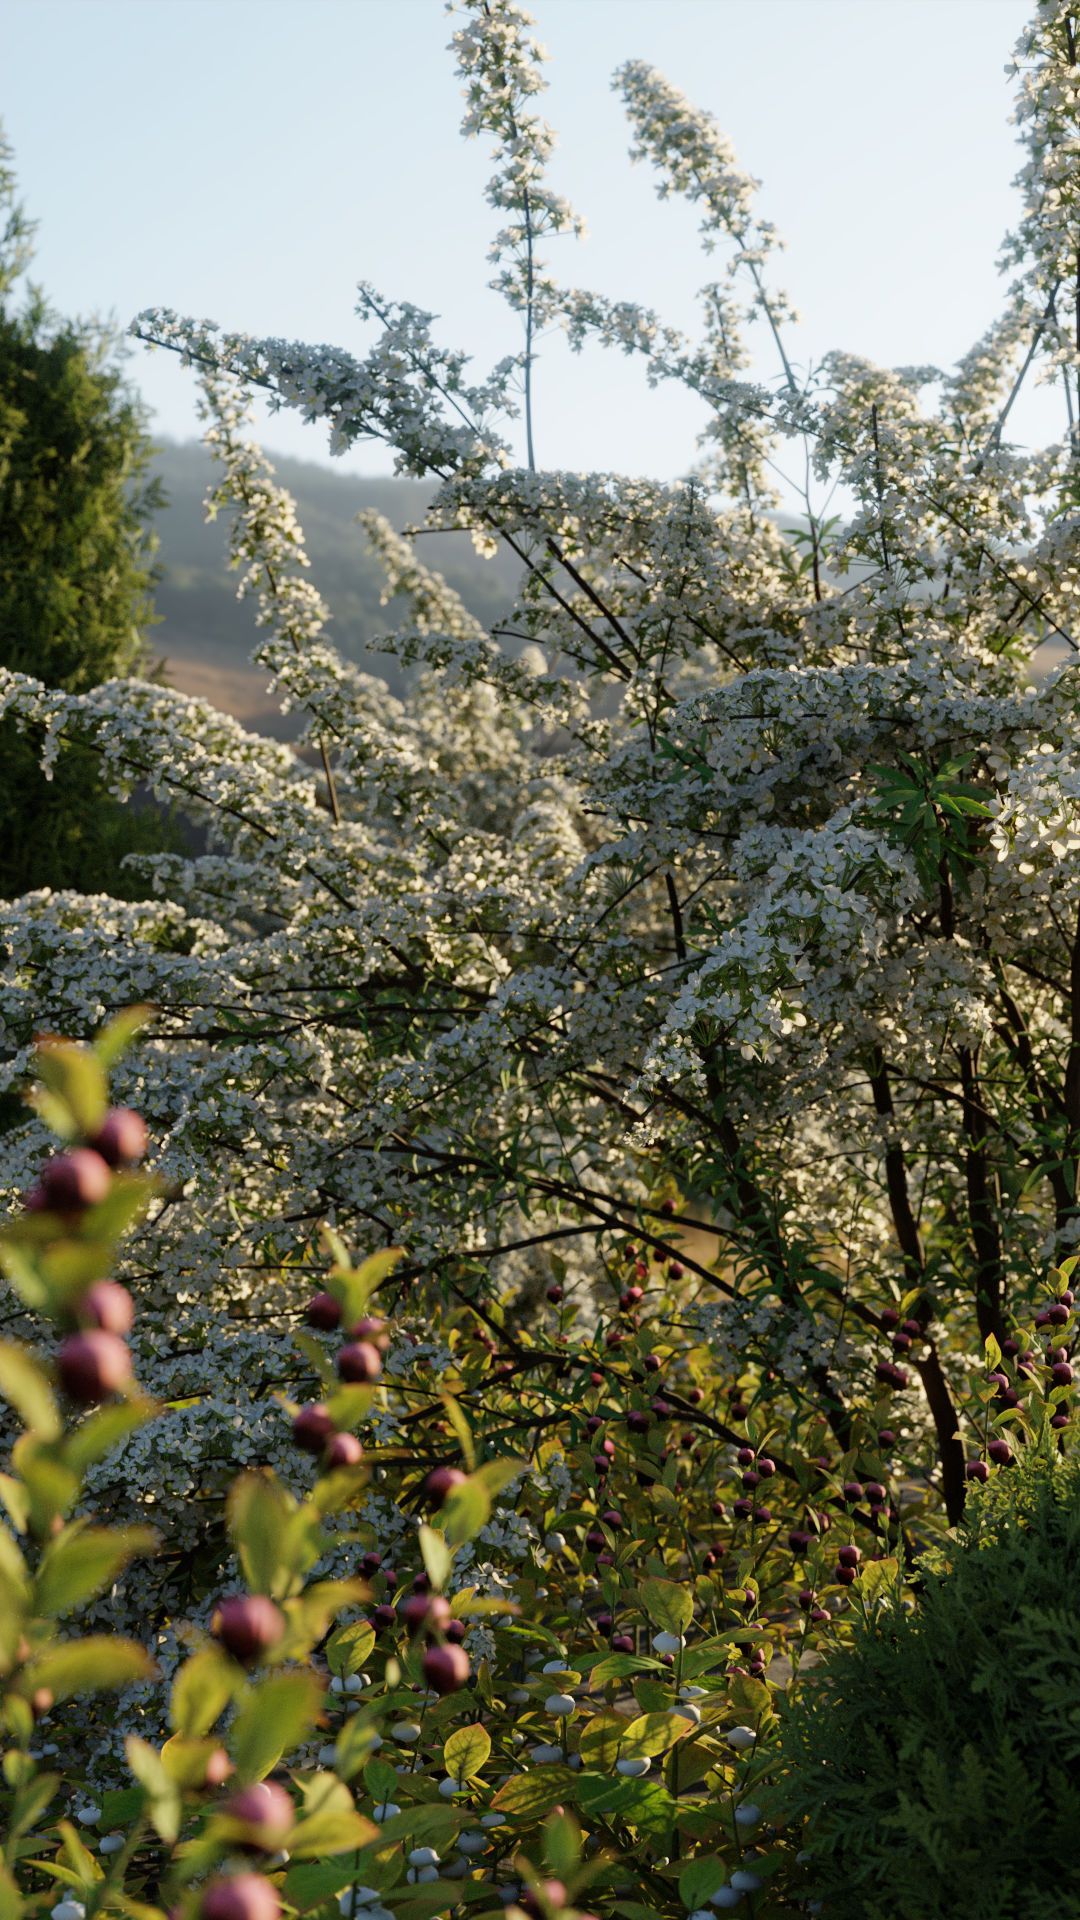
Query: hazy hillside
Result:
<box><xmin>148</xmin><ymin>441</ymin><xmax>522</xmax><ymax>736</ymax></box>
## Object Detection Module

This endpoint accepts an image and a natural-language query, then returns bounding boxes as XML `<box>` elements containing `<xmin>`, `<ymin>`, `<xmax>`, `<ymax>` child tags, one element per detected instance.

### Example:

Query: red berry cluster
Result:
<box><xmin>24</xmin><ymin>1109</ymin><xmax>148</xmax><ymax>1405</ymax></box>
<box><xmin>291</xmin><ymin>1295</ymin><xmax>394</xmax><ymax>1468</ymax></box>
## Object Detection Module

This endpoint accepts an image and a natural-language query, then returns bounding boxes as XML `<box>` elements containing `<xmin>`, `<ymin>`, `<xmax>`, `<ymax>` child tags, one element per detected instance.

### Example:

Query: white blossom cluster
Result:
<box><xmin>3</xmin><ymin>0</ymin><xmax>1080</xmax><ymax>1701</ymax></box>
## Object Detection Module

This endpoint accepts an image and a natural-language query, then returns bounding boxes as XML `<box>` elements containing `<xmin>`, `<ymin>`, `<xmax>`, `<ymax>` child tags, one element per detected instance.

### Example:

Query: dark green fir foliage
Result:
<box><xmin>771</xmin><ymin>1441</ymin><xmax>1080</xmax><ymax>1919</ymax></box>
<box><xmin>0</xmin><ymin>125</ymin><xmax>185</xmax><ymax>898</ymax></box>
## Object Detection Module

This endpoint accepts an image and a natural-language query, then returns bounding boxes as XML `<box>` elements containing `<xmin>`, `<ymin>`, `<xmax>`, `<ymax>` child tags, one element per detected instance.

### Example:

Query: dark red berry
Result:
<box><xmin>373</xmin><ymin>1605</ymin><xmax>397</xmax><ymax>1630</ymax></box>
<box><xmin>326</xmin><ymin>1431</ymin><xmax>363</xmax><ymax>1468</ymax></box>
<box><xmin>337</xmin><ymin>1341</ymin><xmax>382</xmax><ymax>1383</ymax></box>
<box><xmin>422</xmin><ymin>1643</ymin><xmax>470</xmax><ymax>1695</ymax></box>
<box><xmin>213</xmin><ymin>1596</ymin><xmax>284</xmax><ymax>1664</ymax></box>
<box><xmin>879</xmin><ymin>1307</ymin><xmax>900</xmax><ymax>1329</ymax></box>
<box><xmin>966</xmin><ymin>1459</ymin><xmax>989</xmax><ymax>1482</ymax></box>
<box><xmin>306</xmin><ymin>1293</ymin><xmax>341</xmax><ymax>1331</ymax></box>
<box><xmin>547</xmin><ymin>1285</ymin><xmax>564</xmax><ymax>1304</ymax></box>
<box><xmin>837</xmin><ymin>1543</ymin><xmax>861</xmax><ymax>1568</ymax></box>
<box><xmin>425</xmin><ymin>1466</ymin><xmax>468</xmax><ymax>1504</ymax></box>
<box><xmin>57</xmin><ymin>1330</ymin><xmax>131</xmax><ymax>1403</ymax></box>
<box><xmin>77</xmin><ymin>1280</ymin><xmax>135</xmax><ymax>1336</ymax></box>
<box><xmin>201</xmin><ymin>1875</ymin><xmax>281</xmax><ymax>1920</ymax></box>
<box><xmin>40</xmin><ymin>1149</ymin><xmax>111</xmax><ymax>1211</ymax></box>
<box><xmin>292</xmin><ymin>1404</ymin><xmax>336</xmax><ymax>1453</ymax></box>
<box><xmin>223</xmin><ymin>1780</ymin><xmax>294</xmax><ymax>1845</ymax></box>
<box><xmin>987</xmin><ymin>1438</ymin><xmax>1013</xmax><ymax>1466</ymax></box>
<box><xmin>91</xmin><ymin>1108</ymin><xmax>148</xmax><ymax>1168</ymax></box>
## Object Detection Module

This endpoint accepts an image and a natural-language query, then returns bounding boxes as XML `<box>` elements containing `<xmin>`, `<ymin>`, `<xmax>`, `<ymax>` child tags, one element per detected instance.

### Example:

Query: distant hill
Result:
<box><xmin>146</xmin><ymin>441</ymin><xmax>522</xmax><ymax>736</ymax></box>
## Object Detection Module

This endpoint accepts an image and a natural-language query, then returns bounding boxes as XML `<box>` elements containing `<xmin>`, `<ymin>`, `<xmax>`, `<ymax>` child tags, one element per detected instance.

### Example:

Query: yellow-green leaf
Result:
<box><xmin>0</xmin><ymin>1344</ymin><xmax>60</xmax><ymax>1438</ymax></box>
<box><xmin>326</xmin><ymin>1619</ymin><xmax>375</xmax><ymax>1677</ymax></box>
<box><xmin>638</xmin><ymin>1576</ymin><xmax>693</xmax><ymax>1635</ymax></box>
<box><xmin>443</xmin><ymin>1723</ymin><xmax>490</xmax><ymax>1782</ymax></box>
<box><xmin>231</xmin><ymin>1670</ymin><xmax>324</xmax><ymax>1782</ymax></box>
<box><xmin>64</xmin><ymin>1400</ymin><xmax>153</xmax><ymax>1476</ymax></box>
<box><xmin>620</xmin><ymin>1712</ymin><xmax>689</xmax><ymax>1759</ymax></box>
<box><xmin>34</xmin><ymin>1523</ymin><xmax>158</xmax><ymax>1617</ymax></box>
<box><xmin>26</xmin><ymin>1636</ymin><xmax>154</xmax><ymax>1702</ymax></box>
<box><xmin>33</xmin><ymin>1040</ymin><xmax>107</xmax><ymax>1137</ymax></box>
<box><xmin>93</xmin><ymin>1005</ymin><xmax>155</xmax><ymax>1069</ymax></box>
<box><xmin>418</xmin><ymin>1524</ymin><xmax>452</xmax><ymax>1593</ymax></box>
<box><xmin>578</xmin><ymin>1710</ymin><xmax>630</xmax><ymax>1772</ymax></box>
<box><xmin>286</xmin><ymin>1811</ymin><xmax>377</xmax><ymax>1857</ymax></box>
<box><xmin>125</xmin><ymin>1737</ymin><xmax>181</xmax><ymax>1843</ymax></box>
<box><xmin>492</xmin><ymin>1768</ymin><xmax>575</xmax><ymax>1818</ymax></box>
<box><xmin>438</xmin><ymin>1394</ymin><xmax>476</xmax><ymax>1472</ymax></box>
<box><xmin>170</xmin><ymin>1644</ymin><xmax>239</xmax><ymax>1737</ymax></box>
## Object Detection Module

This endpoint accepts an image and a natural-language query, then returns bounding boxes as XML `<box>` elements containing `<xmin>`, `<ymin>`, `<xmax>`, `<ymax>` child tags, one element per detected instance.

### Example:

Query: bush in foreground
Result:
<box><xmin>772</xmin><ymin>1437</ymin><xmax>1080</xmax><ymax>1918</ymax></box>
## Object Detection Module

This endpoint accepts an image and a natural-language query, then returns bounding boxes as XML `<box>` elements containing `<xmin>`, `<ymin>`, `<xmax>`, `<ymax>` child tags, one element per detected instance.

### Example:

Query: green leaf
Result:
<box><xmin>26</xmin><ymin>1636</ymin><xmax>154</xmax><ymax>1701</ymax></box>
<box><xmin>542</xmin><ymin>1810</ymin><xmax>581</xmax><ymax>1882</ymax></box>
<box><xmin>326</xmin><ymin>1619</ymin><xmax>376</xmax><ymax>1677</ymax></box>
<box><xmin>0</xmin><ymin>1859</ymin><xmax>24</xmax><ymax>1920</ymax></box>
<box><xmin>226</xmin><ymin>1470</ymin><xmax>324</xmax><ymax>1598</ymax></box>
<box><xmin>169</xmin><ymin>1644</ymin><xmax>239</xmax><ymax>1738</ymax></box>
<box><xmin>440</xmin><ymin>1478</ymin><xmax>490</xmax><ymax>1547</ymax></box>
<box><xmin>287</xmin><ymin>1810</ymin><xmax>378</xmax><ymax>1857</ymax></box>
<box><xmin>8</xmin><ymin>1773</ymin><xmax>58</xmax><ymax>1841</ymax></box>
<box><xmin>418</xmin><ymin>1524</ymin><xmax>453</xmax><ymax>1593</ymax></box>
<box><xmin>577</xmin><ymin>1710</ymin><xmax>631</xmax><ymax>1771</ymax></box>
<box><xmin>11</xmin><ymin>1433</ymin><xmax>78</xmax><ymax>1530</ymax></box>
<box><xmin>439</xmin><ymin>1393</ymin><xmax>476</xmax><ymax>1471</ymax></box>
<box><xmin>63</xmin><ymin>1401</ymin><xmax>151</xmax><ymax>1475</ymax></box>
<box><xmin>587</xmin><ymin>1653</ymin><xmax>661</xmax><ymax>1686</ymax></box>
<box><xmin>443</xmin><ymin>1723</ymin><xmax>491</xmax><ymax>1782</ymax></box>
<box><xmin>293</xmin><ymin>1330</ymin><xmax>335</xmax><ymax>1388</ymax></box>
<box><xmin>33</xmin><ymin>1522</ymin><xmax>158</xmax><ymax>1616</ymax></box>
<box><xmin>125</xmin><ymin>1736</ymin><xmax>181</xmax><ymax>1844</ymax></box>
<box><xmin>638</xmin><ymin>1576</ymin><xmax>693</xmax><ymax>1635</ymax></box>
<box><xmin>284</xmin><ymin>1862</ymin><xmax>357</xmax><ymax>1914</ymax></box>
<box><xmin>678</xmin><ymin>1859</ymin><xmax>726</xmax><ymax>1910</ymax></box>
<box><xmin>332</xmin><ymin>1711</ymin><xmax>380</xmax><ymax>1783</ymax></box>
<box><xmin>728</xmin><ymin>1672</ymin><xmax>771</xmax><ymax>1720</ymax></box>
<box><xmin>231</xmin><ymin>1670</ymin><xmax>324</xmax><ymax>1782</ymax></box>
<box><xmin>33</xmin><ymin>1039</ymin><xmax>107</xmax><ymax>1137</ymax></box>
<box><xmin>99</xmin><ymin>1786</ymin><xmax>144</xmax><ymax>1829</ymax></box>
<box><xmin>323</xmin><ymin>1243</ymin><xmax>404</xmax><ymax>1330</ymax></box>
<box><xmin>621</xmin><ymin>1711</ymin><xmax>688</xmax><ymax>1758</ymax></box>
<box><xmin>985</xmin><ymin>1332</ymin><xmax>1002</xmax><ymax>1373</ymax></box>
<box><xmin>363</xmin><ymin>1756</ymin><xmax>401</xmax><ymax>1802</ymax></box>
<box><xmin>491</xmin><ymin>1768</ymin><xmax>575</xmax><ymax>1818</ymax></box>
<box><xmin>0</xmin><ymin>1344</ymin><xmax>60</xmax><ymax>1438</ymax></box>
<box><xmin>93</xmin><ymin>1005</ymin><xmax>155</xmax><ymax>1069</ymax></box>
<box><xmin>575</xmin><ymin>1774</ymin><xmax>676</xmax><ymax>1840</ymax></box>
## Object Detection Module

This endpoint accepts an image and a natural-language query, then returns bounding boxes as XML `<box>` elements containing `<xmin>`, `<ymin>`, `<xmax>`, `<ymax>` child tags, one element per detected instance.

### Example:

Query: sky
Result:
<box><xmin>2</xmin><ymin>0</ymin><xmax>1051</xmax><ymax>496</ymax></box>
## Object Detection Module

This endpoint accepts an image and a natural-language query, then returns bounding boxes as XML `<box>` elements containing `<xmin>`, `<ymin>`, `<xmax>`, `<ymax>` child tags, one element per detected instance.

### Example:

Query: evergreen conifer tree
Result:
<box><xmin>0</xmin><ymin>124</ymin><xmax>181</xmax><ymax>898</ymax></box>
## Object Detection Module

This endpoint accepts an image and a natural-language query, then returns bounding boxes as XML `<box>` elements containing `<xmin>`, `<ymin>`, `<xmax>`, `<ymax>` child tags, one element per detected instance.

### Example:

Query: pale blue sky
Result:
<box><xmin>3</xmin><ymin>0</ymin><xmax>1049</xmax><ymax>490</ymax></box>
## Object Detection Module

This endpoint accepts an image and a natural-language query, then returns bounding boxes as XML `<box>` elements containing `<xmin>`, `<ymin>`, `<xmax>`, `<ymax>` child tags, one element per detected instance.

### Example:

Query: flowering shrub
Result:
<box><xmin>3</xmin><ymin>0</ymin><xmax>1080</xmax><ymax>1912</ymax></box>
